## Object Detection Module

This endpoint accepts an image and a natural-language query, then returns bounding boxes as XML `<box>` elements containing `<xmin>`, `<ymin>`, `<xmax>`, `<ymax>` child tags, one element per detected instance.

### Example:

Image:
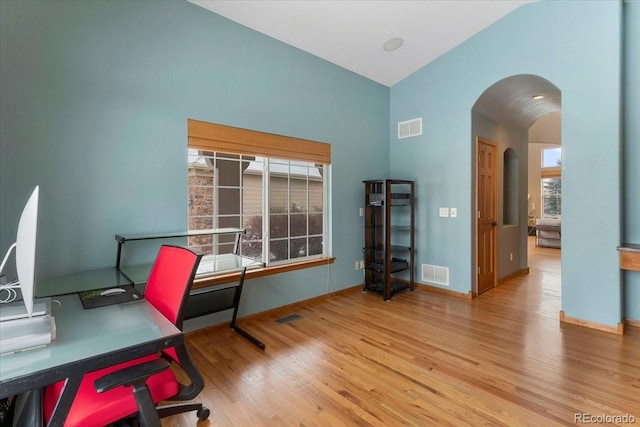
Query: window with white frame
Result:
<box><xmin>542</xmin><ymin>147</ymin><xmax>561</xmax><ymax>168</ymax></box>
<box><xmin>540</xmin><ymin>146</ymin><xmax>561</xmax><ymax>218</ymax></box>
<box><xmin>187</xmin><ymin>120</ymin><xmax>330</xmax><ymax>266</ymax></box>
<box><xmin>267</xmin><ymin>158</ymin><xmax>325</xmax><ymax>263</ymax></box>
<box><xmin>542</xmin><ymin>177</ymin><xmax>561</xmax><ymax>218</ymax></box>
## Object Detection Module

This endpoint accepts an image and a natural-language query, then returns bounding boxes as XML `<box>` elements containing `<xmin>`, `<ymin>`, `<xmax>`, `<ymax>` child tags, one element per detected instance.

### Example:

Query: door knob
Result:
<box><xmin>492</xmin><ymin>221</ymin><xmax>497</xmax><ymax>227</ymax></box>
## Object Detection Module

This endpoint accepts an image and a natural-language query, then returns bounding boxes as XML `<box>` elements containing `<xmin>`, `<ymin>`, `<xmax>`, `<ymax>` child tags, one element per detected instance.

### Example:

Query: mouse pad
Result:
<box><xmin>79</xmin><ymin>285</ymin><xmax>143</xmax><ymax>309</ymax></box>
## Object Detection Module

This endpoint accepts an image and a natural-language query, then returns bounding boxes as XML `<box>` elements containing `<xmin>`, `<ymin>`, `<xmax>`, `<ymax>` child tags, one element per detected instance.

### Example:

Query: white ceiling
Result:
<box><xmin>189</xmin><ymin>0</ymin><xmax>534</xmax><ymax>87</ymax></box>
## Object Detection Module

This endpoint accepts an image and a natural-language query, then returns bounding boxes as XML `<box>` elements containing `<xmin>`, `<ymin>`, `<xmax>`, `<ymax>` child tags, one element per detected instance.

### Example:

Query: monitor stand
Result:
<box><xmin>0</xmin><ymin>299</ymin><xmax>48</xmax><ymax>322</ymax></box>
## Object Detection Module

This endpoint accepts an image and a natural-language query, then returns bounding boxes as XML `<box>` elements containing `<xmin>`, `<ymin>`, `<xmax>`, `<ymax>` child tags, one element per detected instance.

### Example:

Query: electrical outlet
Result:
<box><xmin>510</xmin><ymin>253</ymin><xmax>513</xmax><ymax>261</ymax></box>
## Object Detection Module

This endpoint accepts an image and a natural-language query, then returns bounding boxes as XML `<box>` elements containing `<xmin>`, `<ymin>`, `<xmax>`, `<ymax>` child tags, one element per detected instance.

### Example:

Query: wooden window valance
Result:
<box><xmin>188</xmin><ymin>119</ymin><xmax>331</xmax><ymax>164</ymax></box>
<box><xmin>541</xmin><ymin>168</ymin><xmax>561</xmax><ymax>178</ymax></box>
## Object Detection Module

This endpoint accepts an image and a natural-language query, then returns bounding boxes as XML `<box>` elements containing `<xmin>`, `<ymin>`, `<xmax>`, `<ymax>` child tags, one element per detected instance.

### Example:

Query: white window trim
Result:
<box><xmin>188</xmin><ymin>151</ymin><xmax>328</xmax><ymax>266</ymax></box>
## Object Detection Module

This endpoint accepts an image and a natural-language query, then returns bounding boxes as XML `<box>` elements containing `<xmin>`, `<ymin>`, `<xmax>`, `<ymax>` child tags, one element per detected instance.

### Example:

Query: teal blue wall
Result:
<box><xmin>2</xmin><ymin>0</ymin><xmax>637</xmax><ymax>327</ymax></box>
<box><xmin>390</xmin><ymin>1</ymin><xmax>624</xmax><ymax>326</ymax></box>
<box><xmin>624</xmin><ymin>0</ymin><xmax>640</xmax><ymax>321</ymax></box>
<box><xmin>0</xmin><ymin>1</ymin><xmax>389</xmax><ymax>315</ymax></box>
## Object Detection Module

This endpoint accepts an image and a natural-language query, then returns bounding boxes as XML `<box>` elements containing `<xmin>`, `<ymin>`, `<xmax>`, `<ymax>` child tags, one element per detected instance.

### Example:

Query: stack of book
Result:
<box><xmin>0</xmin><ymin>298</ymin><xmax>56</xmax><ymax>356</ymax></box>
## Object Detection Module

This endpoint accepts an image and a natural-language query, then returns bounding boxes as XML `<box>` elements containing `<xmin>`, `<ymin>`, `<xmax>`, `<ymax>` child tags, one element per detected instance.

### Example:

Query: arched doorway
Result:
<box><xmin>471</xmin><ymin>74</ymin><xmax>561</xmax><ymax>295</ymax></box>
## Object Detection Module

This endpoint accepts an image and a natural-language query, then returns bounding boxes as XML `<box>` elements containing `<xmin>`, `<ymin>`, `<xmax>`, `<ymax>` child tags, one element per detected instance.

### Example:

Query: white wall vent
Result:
<box><xmin>421</xmin><ymin>264</ymin><xmax>449</xmax><ymax>286</ymax></box>
<box><xmin>398</xmin><ymin>118</ymin><xmax>422</xmax><ymax>139</ymax></box>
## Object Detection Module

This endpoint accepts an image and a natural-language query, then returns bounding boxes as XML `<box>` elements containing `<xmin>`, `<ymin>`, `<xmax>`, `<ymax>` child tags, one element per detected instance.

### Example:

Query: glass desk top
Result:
<box><xmin>36</xmin><ymin>267</ymin><xmax>131</xmax><ymax>298</ymax></box>
<box><xmin>0</xmin><ymin>293</ymin><xmax>181</xmax><ymax>391</ymax></box>
<box><xmin>116</xmin><ymin>228</ymin><xmax>245</xmax><ymax>242</ymax></box>
<box><xmin>120</xmin><ymin>253</ymin><xmax>264</xmax><ymax>285</ymax></box>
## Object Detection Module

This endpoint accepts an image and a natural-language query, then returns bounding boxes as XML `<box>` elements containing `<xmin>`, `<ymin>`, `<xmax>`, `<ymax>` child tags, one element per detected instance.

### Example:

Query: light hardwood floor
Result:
<box><xmin>164</xmin><ymin>237</ymin><xmax>640</xmax><ymax>426</ymax></box>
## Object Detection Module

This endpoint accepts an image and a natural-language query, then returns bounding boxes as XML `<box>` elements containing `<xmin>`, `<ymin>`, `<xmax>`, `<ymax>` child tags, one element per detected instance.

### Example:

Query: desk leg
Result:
<box><xmin>47</xmin><ymin>375</ymin><xmax>82</xmax><ymax>427</ymax></box>
<box><xmin>231</xmin><ymin>324</ymin><xmax>266</xmax><ymax>350</ymax></box>
<box><xmin>229</xmin><ymin>268</ymin><xmax>266</xmax><ymax>350</ymax></box>
<box><xmin>12</xmin><ymin>389</ymin><xmax>43</xmax><ymax>427</ymax></box>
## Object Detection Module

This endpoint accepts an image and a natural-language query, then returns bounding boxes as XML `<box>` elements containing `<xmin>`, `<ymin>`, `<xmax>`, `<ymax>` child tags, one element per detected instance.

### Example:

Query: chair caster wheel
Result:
<box><xmin>197</xmin><ymin>406</ymin><xmax>210</xmax><ymax>421</ymax></box>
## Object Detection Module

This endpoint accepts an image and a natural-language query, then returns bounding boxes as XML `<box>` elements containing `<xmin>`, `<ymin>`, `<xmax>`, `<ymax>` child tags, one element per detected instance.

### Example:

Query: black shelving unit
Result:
<box><xmin>363</xmin><ymin>179</ymin><xmax>415</xmax><ymax>300</ymax></box>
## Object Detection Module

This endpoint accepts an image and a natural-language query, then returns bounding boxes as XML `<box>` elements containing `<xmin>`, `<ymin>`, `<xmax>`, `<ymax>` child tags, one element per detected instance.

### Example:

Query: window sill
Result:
<box><xmin>192</xmin><ymin>257</ymin><xmax>335</xmax><ymax>290</ymax></box>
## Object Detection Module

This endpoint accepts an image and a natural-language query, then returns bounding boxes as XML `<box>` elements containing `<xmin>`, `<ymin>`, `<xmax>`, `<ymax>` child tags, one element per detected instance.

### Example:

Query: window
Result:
<box><xmin>542</xmin><ymin>147</ymin><xmax>561</xmax><ymax>168</ymax></box>
<box><xmin>542</xmin><ymin>177</ymin><xmax>561</xmax><ymax>218</ymax></box>
<box><xmin>267</xmin><ymin>158</ymin><xmax>324</xmax><ymax>262</ymax></box>
<box><xmin>187</xmin><ymin>120</ymin><xmax>330</xmax><ymax>266</ymax></box>
<box><xmin>541</xmin><ymin>146</ymin><xmax>561</xmax><ymax>218</ymax></box>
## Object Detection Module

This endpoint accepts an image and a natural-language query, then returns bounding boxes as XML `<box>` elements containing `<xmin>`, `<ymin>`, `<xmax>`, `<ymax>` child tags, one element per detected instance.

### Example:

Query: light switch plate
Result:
<box><xmin>450</xmin><ymin>208</ymin><xmax>457</xmax><ymax>218</ymax></box>
<box><xmin>439</xmin><ymin>207</ymin><xmax>449</xmax><ymax>217</ymax></box>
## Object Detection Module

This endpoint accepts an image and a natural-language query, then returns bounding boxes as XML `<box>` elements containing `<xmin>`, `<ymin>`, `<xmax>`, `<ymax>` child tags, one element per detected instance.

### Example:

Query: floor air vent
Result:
<box><xmin>421</xmin><ymin>264</ymin><xmax>449</xmax><ymax>286</ymax></box>
<box><xmin>276</xmin><ymin>313</ymin><xmax>301</xmax><ymax>324</ymax></box>
<box><xmin>398</xmin><ymin>118</ymin><xmax>422</xmax><ymax>139</ymax></box>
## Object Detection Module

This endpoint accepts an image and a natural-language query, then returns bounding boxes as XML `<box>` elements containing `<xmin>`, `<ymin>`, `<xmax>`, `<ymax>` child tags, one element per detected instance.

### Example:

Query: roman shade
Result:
<box><xmin>188</xmin><ymin>119</ymin><xmax>331</xmax><ymax>164</ymax></box>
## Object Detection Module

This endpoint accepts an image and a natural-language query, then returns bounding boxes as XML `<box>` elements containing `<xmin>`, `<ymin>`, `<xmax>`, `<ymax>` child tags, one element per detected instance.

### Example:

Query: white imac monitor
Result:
<box><xmin>0</xmin><ymin>186</ymin><xmax>39</xmax><ymax>318</ymax></box>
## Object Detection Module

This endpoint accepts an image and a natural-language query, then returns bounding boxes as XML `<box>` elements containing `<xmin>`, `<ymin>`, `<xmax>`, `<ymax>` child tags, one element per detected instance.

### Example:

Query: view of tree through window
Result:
<box><xmin>187</xmin><ymin>150</ymin><xmax>325</xmax><ymax>264</ymax></box>
<box><xmin>267</xmin><ymin>158</ymin><xmax>324</xmax><ymax>262</ymax></box>
<box><xmin>542</xmin><ymin>177</ymin><xmax>561</xmax><ymax>218</ymax></box>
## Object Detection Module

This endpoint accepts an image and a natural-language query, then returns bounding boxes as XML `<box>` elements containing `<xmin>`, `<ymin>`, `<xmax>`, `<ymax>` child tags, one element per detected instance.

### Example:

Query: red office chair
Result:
<box><xmin>43</xmin><ymin>245</ymin><xmax>209</xmax><ymax>426</ymax></box>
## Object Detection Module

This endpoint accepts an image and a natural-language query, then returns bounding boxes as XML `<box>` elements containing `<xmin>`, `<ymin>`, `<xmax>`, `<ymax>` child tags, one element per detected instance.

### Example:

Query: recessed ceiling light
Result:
<box><xmin>383</xmin><ymin>37</ymin><xmax>404</xmax><ymax>52</ymax></box>
<box><xmin>532</xmin><ymin>95</ymin><xmax>545</xmax><ymax>100</ymax></box>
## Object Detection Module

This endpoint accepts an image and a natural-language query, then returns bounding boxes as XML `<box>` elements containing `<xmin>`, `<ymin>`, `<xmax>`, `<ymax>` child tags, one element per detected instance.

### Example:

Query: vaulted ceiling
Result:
<box><xmin>189</xmin><ymin>0</ymin><xmax>534</xmax><ymax>87</ymax></box>
<box><xmin>190</xmin><ymin>1</ymin><xmax>559</xmax><ymax>129</ymax></box>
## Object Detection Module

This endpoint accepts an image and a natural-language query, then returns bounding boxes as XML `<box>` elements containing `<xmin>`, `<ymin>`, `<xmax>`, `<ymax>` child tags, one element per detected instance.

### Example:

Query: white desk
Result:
<box><xmin>0</xmin><ymin>293</ymin><xmax>182</xmax><ymax>426</ymax></box>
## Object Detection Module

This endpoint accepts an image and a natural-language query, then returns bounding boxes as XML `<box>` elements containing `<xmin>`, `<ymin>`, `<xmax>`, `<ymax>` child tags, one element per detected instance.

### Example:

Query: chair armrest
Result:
<box><xmin>94</xmin><ymin>359</ymin><xmax>170</xmax><ymax>393</ymax></box>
